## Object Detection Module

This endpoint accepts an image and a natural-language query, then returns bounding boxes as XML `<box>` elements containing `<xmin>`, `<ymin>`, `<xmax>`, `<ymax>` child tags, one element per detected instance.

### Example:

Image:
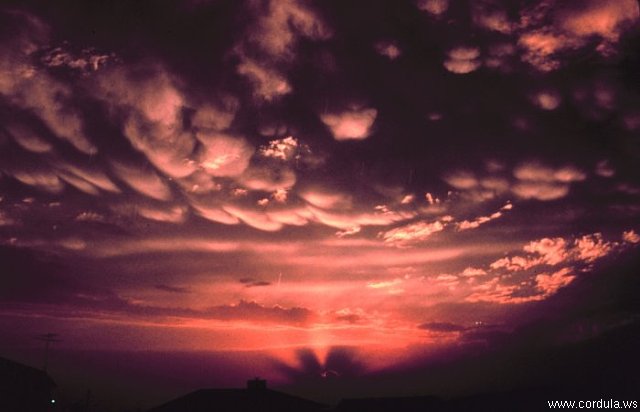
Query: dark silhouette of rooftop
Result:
<box><xmin>334</xmin><ymin>395</ymin><xmax>443</xmax><ymax>412</ymax></box>
<box><xmin>147</xmin><ymin>378</ymin><xmax>328</xmax><ymax>412</ymax></box>
<box><xmin>0</xmin><ymin>356</ymin><xmax>56</xmax><ymax>412</ymax></box>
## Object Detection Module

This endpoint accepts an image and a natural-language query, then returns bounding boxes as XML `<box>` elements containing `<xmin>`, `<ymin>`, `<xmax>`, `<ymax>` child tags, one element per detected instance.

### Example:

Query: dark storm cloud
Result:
<box><xmin>417</xmin><ymin>321</ymin><xmax>467</xmax><ymax>333</ymax></box>
<box><xmin>154</xmin><ymin>284</ymin><xmax>191</xmax><ymax>294</ymax></box>
<box><xmin>0</xmin><ymin>4</ymin><xmax>639</xmax><ymax>409</ymax></box>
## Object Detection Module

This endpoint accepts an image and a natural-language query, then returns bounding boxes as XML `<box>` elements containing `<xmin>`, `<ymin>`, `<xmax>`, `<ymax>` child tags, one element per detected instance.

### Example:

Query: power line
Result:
<box><xmin>35</xmin><ymin>333</ymin><xmax>61</xmax><ymax>372</ymax></box>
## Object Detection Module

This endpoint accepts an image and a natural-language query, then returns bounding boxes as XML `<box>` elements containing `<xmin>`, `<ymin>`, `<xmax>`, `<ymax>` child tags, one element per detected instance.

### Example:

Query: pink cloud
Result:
<box><xmin>190</xmin><ymin>200</ymin><xmax>241</xmax><ymax>225</ymax></box>
<box><xmin>443</xmin><ymin>47</ymin><xmax>482</xmax><ymax>74</ymax></box>
<box><xmin>259</xmin><ymin>136</ymin><xmax>300</xmax><ymax>161</ymax></box>
<box><xmin>5</xmin><ymin>123</ymin><xmax>52</xmax><ymax>153</ymax></box>
<box><xmin>300</xmin><ymin>190</ymin><xmax>352</xmax><ymax>210</ymax></box>
<box><xmin>58</xmin><ymin>163</ymin><xmax>120</xmax><ymax>193</ymax></box>
<box><xmin>196</xmin><ymin>133</ymin><xmax>254</xmax><ymax>178</ymax></box>
<box><xmin>535</xmin><ymin>267</ymin><xmax>575</xmax><ymax>297</ymax></box>
<box><xmin>511</xmin><ymin>181</ymin><xmax>569</xmax><ymax>201</ymax></box>
<box><xmin>380</xmin><ymin>217</ymin><xmax>451</xmax><ymax>247</ymax></box>
<box><xmin>191</xmin><ymin>100</ymin><xmax>238</xmax><ymax>132</ymax></box>
<box><xmin>472</xmin><ymin>2</ymin><xmax>513</xmax><ymax>34</ymax></box>
<box><xmin>416</xmin><ymin>0</ymin><xmax>449</xmax><ymax>17</ymax></box>
<box><xmin>110</xmin><ymin>161</ymin><xmax>172</xmax><ymax>201</ymax></box>
<box><xmin>573</xmin><ymin>233</ymin><xmax>612</xmax><ymax>263</ymax></box>
<box><xmin>222</xmin><ymin>205</ymin><xmax>283</xmax><ymax>232</ymax></box>
<box><xmin>461</xmin><ymin>267</ymin><xmax>487</xmax><ymax>277</ymax></box>
<box><xmin>374</xmin><ymin>41</ymin><xmax>402</xmax><ymax>60</ymax></box>
<box><xmin>517</xmin><ymin>0</ymin><xmax>640</xmax><ymax>71</ymax></box>
<box><xmin>456</xmin><ymin>203</ymin><xmax>511</xmax><ymax>231</ymax></box>
<box><xmin>12</xmin><ymin>169</ymin><xmax>65</xmax><ymax>193</ymax></box>
<box><xmin>320</xmin><ymin>108</ymin><xmax>378</xmax><ymax>141</ymax></box>
<box><xmin>236</xmin><ymin>58</ymin><xmax>292</xmax><ymax>101</ymax></box>
<box><xmin>532</xmin><ymin>90</ymin><xmax>562</xmax><ymax>110</ymax></box>
<box><xmin>623</xmin><ymin>230</ymin><xmax>640</xmax><ymax>244</ymax></box>
<box><xmin>443</xmin><ymin>171</ymin><xmax>478</xmax><ymax>190</ymax></box>
<box><xmin>137</xmin><ymin>205</ymin><xmax>187</xmax><ymax>224</ymax></box>
<box><xmin>523</xmin><ymin>237</ymin><xmax>568</xmax><ymax>265</ymax></box>
<box><xmin>238</xmin><ymin>165</ymin><xmax>296</xmax><ymax>191</ymax></box>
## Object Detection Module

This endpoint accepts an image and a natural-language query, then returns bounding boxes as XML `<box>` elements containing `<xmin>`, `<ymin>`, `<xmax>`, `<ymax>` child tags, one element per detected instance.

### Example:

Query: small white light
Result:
<box><xmin>51</xmin><ymin>399</ymin><xmax>56</xmax><ymax>404</ymax></box>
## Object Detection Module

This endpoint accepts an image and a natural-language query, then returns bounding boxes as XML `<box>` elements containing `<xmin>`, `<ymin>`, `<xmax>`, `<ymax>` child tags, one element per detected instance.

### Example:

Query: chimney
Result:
<box><xmin>247</xmin><ymin>377</ymin><xmax>267</xmax><ymax>391</ymax></box>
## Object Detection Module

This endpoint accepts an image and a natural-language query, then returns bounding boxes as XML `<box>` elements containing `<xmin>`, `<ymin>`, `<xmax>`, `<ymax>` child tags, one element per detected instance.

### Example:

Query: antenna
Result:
<box><xmin>35</xmin><ymin>333</ymin><xmax>61</xmax><ymax>372</ymax></box>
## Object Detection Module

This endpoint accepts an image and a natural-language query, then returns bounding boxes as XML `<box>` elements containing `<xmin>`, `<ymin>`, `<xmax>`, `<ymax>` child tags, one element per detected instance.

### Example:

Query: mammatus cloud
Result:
<box><xmin>443</xmin><ymin>161</ymin><xmax>586</xmax><ymax>202</ymax></box>
<box><xmin>416</xmin><ymin>0</ymin><xmax>449</xmax><ymax>17</ymax></box>
<box><xmin>236</xmin><ymin>58</ymin><xmax>292</xmax><ymax>101</ymax></box>
<box><xmin>512</xmin><ymin>162</ymin><xmax>586</xmax><ymax>201</ymax></box>
<box><xmin>444</xmin><ymin>47</ymin><xmax>481</xmax><ymax>74</ymax></box>
<box><xmin>233</xmin><ymin>0</ymin><xmax>331</xmax><ymax>100</ymax></box>
<box><xmin>320</xmin><ymin>108</ymin><xmax>378</xmax><ymax>141</ymax></box>
<box><xmin>517</xmin><ymin>0</ymin><xmax>640</xmax><ymax>71</ymax></box>
<box><xmin>374</xmin><ymin>41</ymin><xmax>402</xmax><ymax>60</ymax></box>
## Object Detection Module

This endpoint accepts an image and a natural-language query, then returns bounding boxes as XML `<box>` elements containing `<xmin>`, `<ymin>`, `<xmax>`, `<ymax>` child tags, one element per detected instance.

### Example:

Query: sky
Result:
<box><xmin>1</xmin><ymin>0</ymin><xmax>640</xmax><ymax>409</ymax></box>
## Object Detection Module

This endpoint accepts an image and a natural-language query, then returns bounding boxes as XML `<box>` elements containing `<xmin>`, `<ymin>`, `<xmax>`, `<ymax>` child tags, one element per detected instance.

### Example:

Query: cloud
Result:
<box><xmin>95</xmin><ymin>66</ymin><xmax>200</xmax><ymax>179</ymax></box>
<box><xmin>11</xmin><ymin>169</ymin><xmax>65</xmax><ymax>193</ymax></box>
<box><xmin>204</xmin><ymin>300</ymin><xmax>315</xmax><ymax>325</ymax></box>
<box><xmin>300</xmin><ymin>190</ymin><xmax>352</xmax><ymax>210</ymax></box>
<box><xmin>196</xmin><ymin>133</ymin><xmax>254</xmax><ymax>177</ymax></box>
<box><xmin>595</xmin><ymin>160</ymin><xmax>615</xmax><ymax>178</ymax></box>
<box><xmin>380</xmin><ymin>217</ymin><xmax>451</xmax><ymax>247</ymax></box>
<box><xmin>489</xmin><ymin>232</ymin><xmax>622</xmax><ymax>278</ymax></box>
<box><xmin>622</xmin><ymin>230</ymin><xmax>640</xmax><ymax>244</ymax></box>
<box><xmin>444</xmin><ymin>47</ymin><xmax>481</xmax><ymax>74</ymax></box>
<box><xmin>137</xmin><ymin>205</ymin><xmax>187</xmax><ymax>224</ymax></box>
<box><xmin>239</xmin><ymin>278</ymin><xmax>272</xmax><ymax>288</ymax></box>
<box><xmin>4</xmin><ymin>74</ymin><xmax>97</xmax><ymax>154</ymax></box>
<box><xmin>374</xmin><ymin>41</ymin><xmax>402</xmax><ymax>60</ymax></box>
<box><xmin>190</xmin><ymin>199</ymin><xmax>241</xmax><ymax>225</ymax></box>
<box><xmin>238</xmin><ymin>165</ymin><xmax>296</xmax><ymax>191</ymax></box>
<box><xmin>243</xmin><ymin>0</ymin><xmax>331</xmax><ymax>59</ymax></box>
<box><xmin>461</xmin><ymin>267</ymin><xmax>487</xmax><ymax>277</ymax></box>
<box><xmin>573</xmin><ymin>233</ymin><xmax>612</xmax><ymax>263</ymax></box>
<box><xmin>57</xmin><ymin>163</ymin><xmax>120</xmax><ymax>193</ymax></box>
<box><xmin>511</xmin><ymin>181</ymin><xmax>568</xmax><ymax>201</ymax></box>
<box><xmin>455</xmin><ymin>203</ymin><xmax>512</xmax><ymax>231</ymax></box>
<box><xmin>236</xmin><ymin>58</ymin><xmax>292</xmax><ymax>101</ymax></box>
<box><xmin>41</xmin><ymin>46</ymin><xmax>114</xmax><ymax>73</ymax></box>
<box><xmin>57</xmin><ymin>171</ymin><xmax>100</xmax><ymax>195</ymax></box>
<box><xmin>223</xmin><ymin>204</ymin><xmax>283</xmax><ymax>232</ymax></box>
<box><xmin>154</xmin><ymin>284</ymin><xmax>191</xmax><ymax>294</ymax></box>
<box><xmin>418</xmin><ymin>322</ymin><xmax>466</xmax><ymax>332</ymax></box>
<box><xmin>443</xmin><ymin>171</ymin><xmax>478</xmax><ymax>190</ymax></box>
<box><xmin>259</xmin><ymin>136</ymin><xmax>300</xmax><ymax>161</ymax></box>
<box><xmin>517</xmin><ymin>0</ymin><xmax>640</xmax><ymax>71</ymax></box>
<box><xmin>231</xmin><ymin>0</ymin><xmax>330</xmax><ymax>101</ymax></box>
<box><xmin>267</xmin><ymin>207</ymin><xmax>311</xmax><ymax>226</ymax></box>
<box><xmin>471</xmin><ymin>1</ymin><xmax>513</xmax><ymax>34</ymax></box>
<box><xmin>513</xmin><ymin>162</ymin><xmax>586</xmax><ymax>183</ymax></box>
<box><xmin>0</xmin><ymin>211</ymin><xmax>16</xmax><ymax>226</ymax></box>
<box><xmin>416</xmin><ymin>0</ymin><xmax>449</xmax><ymax>17</ymax></box>
<box><xmin>512</xmin><ymin>162</ymin><xmax>586</xmax><ymax>201</ymax></box>
<box><xmin>534</xmin><ymin>267</ymin><xmax>575</xmax><ymax>297</ymax></box>
<box><xmin>5</xmin><ymin>122</ymin><xmax>52</xmax><ymax>153</ymax></box>
<box><xmin>320</xmin><ymin>108</ymin><xmax>378</xmax><ymax>141</ymax></box>
<box><xmin>110</xmin><ymin>161</ymin><xmax>172</xmax><ymax>201</ymax></box>
<box><xmin>523</xmin><ymin>237</ymin><xmax>568</xmax><ymax>265</ymax></box>
<box><xmin>532</xmin><ymin>90</ymin><xmax>562</xmax><ymax>110</ymax></box>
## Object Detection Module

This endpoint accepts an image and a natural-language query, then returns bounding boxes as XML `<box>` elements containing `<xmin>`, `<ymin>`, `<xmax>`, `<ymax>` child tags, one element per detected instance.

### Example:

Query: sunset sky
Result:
<box><xmin>1</xmin><ymin>0</ymin><xmax>640</xmax><ymax>408</ymax></box>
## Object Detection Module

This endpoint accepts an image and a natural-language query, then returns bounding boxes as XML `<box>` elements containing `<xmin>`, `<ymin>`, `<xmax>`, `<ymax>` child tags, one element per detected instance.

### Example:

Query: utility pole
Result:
<box><xmin>35</xmin><ymin>333</ymin><xmax>61</xmax><ymax>372</ymax></box>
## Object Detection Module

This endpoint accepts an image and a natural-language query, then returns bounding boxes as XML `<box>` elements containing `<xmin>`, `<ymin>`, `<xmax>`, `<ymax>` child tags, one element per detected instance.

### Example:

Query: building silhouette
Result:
<box><xmin>0</xmin><ymin>356</ymin><xmax>57</xmax><ymax>412</ymax></box>
<box><xmin>147</xmin><ymin>378</ymin><xmax>328</xmax><ymax>412</ymax></box>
